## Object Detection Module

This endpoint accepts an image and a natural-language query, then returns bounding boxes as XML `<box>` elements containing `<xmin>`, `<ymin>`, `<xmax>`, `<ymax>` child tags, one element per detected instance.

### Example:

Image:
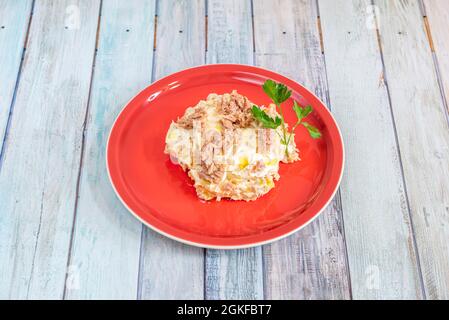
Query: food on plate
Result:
<box><xmin>164</xmin><ymin>79</ymin><xmax>321</xmax><ymax>201</ymax></box>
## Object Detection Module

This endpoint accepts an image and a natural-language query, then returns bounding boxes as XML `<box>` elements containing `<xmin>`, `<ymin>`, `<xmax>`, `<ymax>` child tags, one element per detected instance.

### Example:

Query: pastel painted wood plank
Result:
<box><xmin>138</xmin><ymin>0</ymin><xmax>205</xmax><ymax>300</ymax></box>
<box><xmin>375</xmin><ymin>0</ymin><xmax>449</xmax><ymax>299</ymax></box>
<box><xmin>0</xmin><ymin>0</ymin><xmax>100</xmax><ymax>299</ymax></box>
<box><xmin>319</xmin><ymin>0</ymin><xmax>423</xmax><ymax>299</ymax></box>
<box><xmin>253</xmin><ymin>0</ymin><xmax>350</xmax><ymax>299</ymax></box>
<box><xmin>0</xmin><ymin>0</ymin><xmax>33</xmax><ymax>152</ymax></box>
<box><xmin>206</xmin><ymin>0</ymin><xmax>253</xmax><ymax>65</ymax></box>
<box><xmin>64</xmin><ymin>0</ymin><xmax>156</xmax><ymax>300</ymax></box>
<box><xmin>424</xmin><ymin>0</ymin><xmax>449</xmax><ymax>110</ymax></box>
<box><xmin>205</xmin><ymin>0</ymin><xmax>263</xmax><ymax>300</ymax></box>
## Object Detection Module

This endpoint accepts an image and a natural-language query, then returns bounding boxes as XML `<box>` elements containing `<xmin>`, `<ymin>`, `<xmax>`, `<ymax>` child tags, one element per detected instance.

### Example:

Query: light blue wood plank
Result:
<box><xmin>375</xmin><ymin>0</ymin><xmax>449</xmax><ymax>299</ymax></box>
<box><xmin>138</xmin><ymin>0</ymin><xmax>206</xmax><ymax>300</ymax></box>
<box><xmin>205</xmin><ymin>0</ymin><xmax>264</xmax><ymax>300</ymax></box>
<box><xmin>319</xmin><ymin>0</ymin><xmax>423</xmax><ymax>299</ymax></box>
<box><xmin>0</xmin><ymin>0</ymin><xmax>100</xmax><ymax>299</ymax></box>
<box><xmin>64</xmin><ymin>0</ymin><xmax>156</xmax><ymax>300</ymax></box>
<box><xmin>0</xmin><ymin>0</ymin><xmax>33</xmax><ymax>153</ymax></box>
<box><xmin>206</xmin><ymin>0</ymin><xmax>253</xmax><ymax>65</ymax></box>
<box><xmin>253</xmin><ymin>0</ymin><xmax>351</xmax><ymax>299</ymax></box>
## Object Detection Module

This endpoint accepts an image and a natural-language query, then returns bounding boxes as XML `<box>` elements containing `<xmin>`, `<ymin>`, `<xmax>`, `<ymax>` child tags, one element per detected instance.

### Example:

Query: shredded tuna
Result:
<box><xmin>177</xmin><ymin>105</ymin><xmax>206</xmax><ymax>129</ymax></box>
<box><xmin>200</xmin><ymin>129</ymin><xmax>225</xmax><ymax>183</ymax></box>
<box><xmin>217</xmin><ymin>90</ymin><xmax>254</xmax><ymax>128</ymax></box>
<box><xmin>165</xmin><ymin>90</ymin><xmax>300</xmax><ymax>201</ymax></box>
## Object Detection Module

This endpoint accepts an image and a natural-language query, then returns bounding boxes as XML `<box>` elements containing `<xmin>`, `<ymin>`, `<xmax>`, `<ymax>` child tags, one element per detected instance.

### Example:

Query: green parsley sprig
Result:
<box><xmin>251</xmin><ymin>79</ymin><xmax>321</xmax><ymax>157</ymax></box>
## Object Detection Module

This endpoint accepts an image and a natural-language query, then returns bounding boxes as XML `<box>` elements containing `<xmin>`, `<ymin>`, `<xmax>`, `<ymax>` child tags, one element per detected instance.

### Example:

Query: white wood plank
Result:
<box><xmin>424</xmin><ymin>0</ymin><xmax>449</xmax><ymax>112</ymax></box>
<box><xmin>64</xmin><ymin>0</ymin><xmax>156</xmax><ymax>300</ymax></box>
<box><xmin>206</xmin><ymin>0</ymin><xmax>253</xmax><ymax>64</ymax></box>
<box><xmin>319</xmin><ymin>0</ymin><xmax>423</xmax><ymax>299</ymax></box>
<box><xmin>253</xmin><ymin>0</ymin><xmax>350</xmax><ymax>299</ymax></box>
<box><xmin>0</xmin><ymin>0</ymin><xmax>33</xmax><ymax>152</ymax></box>
<box><xmin>375</xmin><ymin>0</ymin><xmax>449</xmax><ymax>299</ymax></box>
<box><xmin>205</xmin><ymin>0</ymin><xmax>263</xmax><ymax>300</ymax></box>
<box><xmin>0</xmin><ymin>0</ymin><xmax>100</xmax><ymax>299</ymax></box>
<box><xmin>138</xmin><ymin>0</ymin><xmax>205</xmax><ymax>300</ymax></box>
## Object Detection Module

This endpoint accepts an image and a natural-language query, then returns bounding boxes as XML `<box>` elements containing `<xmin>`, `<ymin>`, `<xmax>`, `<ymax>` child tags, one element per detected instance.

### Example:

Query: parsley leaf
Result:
<box><xmin>301</xmin><ymin>122</ymin><xmax>322</xmax><ymax>139</ymax></box>
<box><xmin>251</xmin><ymin>105</ymin><xmax>282</xmax><ymax>129</ymax></box>
<box><xmin>293</xmin><ymin>101</ymin><xmax>312</xmax><ymax>121</ymax></box>
<box><xmin>252</xmin><ymin>79</ymin><xmax>322</xmax><ymax>157</ymax></box>
<box><xmin>263</xmin><ymin>79</ymin><xmax>292</xmax><ymax>105</ymax></box>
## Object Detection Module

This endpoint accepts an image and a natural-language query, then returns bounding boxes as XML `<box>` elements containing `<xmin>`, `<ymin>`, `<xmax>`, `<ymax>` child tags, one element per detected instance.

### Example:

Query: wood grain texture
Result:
<box><xmin>64</xmin><ymin>0</ymin><xmax>155</xmax><ymax>299</ymax></box>
<box><xmin>375</xmin><ymin>0</ymin><xmax>449</xmax><ymax>299</ymax></box>
<box><xmin>138</xmin><ymin>0</ymin><xmax>206</xmax><ymax>300</ymax></box>
<box><xmin>206</xmin><ymin>0</ymin><xmax>253</xmax><ymax>64</ymax></box>
<box><xmin>319</xmin><ymin>0</ymin><xmax>423</xmax><ymax>299</ymax></box>
<box><xmin>424</xmin><ymin>0</ymin><xmax>449</xmax><ymax>111</ymax></box>
<box><xmin>0</xmin><ymin>0</ymin><xmax>100</xmax><ymax>299</ymax></box>
<box><xmin>0</xmin><ymin>0</ymin><xmax>33</xmax><ymax>152</ymax></box>
<box><xmin>205</xmin><ymin>0</ymin><xmax>263</xmax><ymax>300</ymax></box>
<box><xmin>253</xmin><ymin>0</ymin><xmax>351</xmax><ymax>299</ymax></box>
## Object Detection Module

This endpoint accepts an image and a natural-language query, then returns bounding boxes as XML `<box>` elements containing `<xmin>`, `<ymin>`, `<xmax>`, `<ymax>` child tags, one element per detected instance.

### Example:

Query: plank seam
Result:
<box><xmin>315</xmin><ymin>0</ymin><xmax>353</xmax><ymax>299</ymax></box>
<box><xmin>315</xmin><ymin>1</ymin><xmax>324</xmax><ymax>54</ymax></box>
<box><xmin>317</xmin><ymin>16</ymin><xmax>324</xmax><ymax>54</ymax></box>
<box><xmin>151</xmin><ymin>0</ymin><xmax>159</xmax><ymax>81</ymax></box>
<box><xmin>136</xmin><ymin>225</ymin><xmax>145</xmax><ymax>300</ymax></box>
<box><xmin>419</xmin><ymin>2</ymin><xmax>449</xmax><ymax>129</ymax></box>
<box><xmin>137</xmin><ymin>0</ymin><xmax>159</xmax><ymax>299</ymax></box>
<box><xmin>318</xmin><ymin>41</ymin><xmax>353</xmax><ymax>300</ymax></box>
<box><xmin>203</xmin><ymin>246</ymin><xmax>207</xmax><ymax>299</ymax></box>
<box><xmin>249</xmin><ymin>0</ymin><xmax>266</xmax><ymax>299</ymax></box>
<box><xmin>205</xmin><ymin>0</ymin><xmax>208</xmax><ymax>54</ymax></box>
<box><xmin>261</xmin><ymin>245</ymin><xmax>267</xmax><ymax>300</ymax></box>
<box><xmin>153</xmin><ymin>0</ymin><xmax>159</xmax><ymax>51</ymax></box>
<box><xmin>419</xmin><ymin>0</ymin><xmax>427</xmax><ymax>16</ymax></box>
<box><xmin>153</xmin><ymin>15</ymin><xmax>157</xmax><ymax>51</ymax></box>
<box><xmin>334</xmin><ymin>190</ymin><xmax>353</xmax><ymax>299</ymax></box>
<box><xmin>26</xmin><ymin>189</ymin><xmax>45</xmax><ymax>298</ymax></box>
<box><xmin>251</xmin><ymin>0</ymin><xmax>266</xmax><ymax>300</ymax></box>
<box><xmin>430</xmin><ymin>52</ymin><xmax>449</xmax><ymax>128</ymax></box>
<box><xmin>371</xmin><ymin>0</ymin><xmax>427</xmax><ymax>299</ymax></box>
<box><xmin>319</xmin><ymin>45</ymin><xmax>353</xmax><ymax>301</ymax></box>
<box><xmin>316</xmin><ymin>11</ymin><xmax>354</xmax><ymax>291</ymax></box>
<box><xmin>422</xmin><ymin>16</ymin><xmax>435</xmax><ymax>52</ymax></box>
<box><xmin>0</xmin><ymin>0</ymin><xmax>35</xmax><ymax>174</ymax></box>
<box><xmin>62</xmin><ymin>0</ymin><xmax>103</xmax><ymax>300</ymax></box>
<box><xmin>203</xmin><ymin>0</ymin><xmax>210</xmax><ymax>300</ymax></box>
<box><xmin>250</xmin><ymin>0</ymin><xmax>256</xmax><ymax>59</ymax></box>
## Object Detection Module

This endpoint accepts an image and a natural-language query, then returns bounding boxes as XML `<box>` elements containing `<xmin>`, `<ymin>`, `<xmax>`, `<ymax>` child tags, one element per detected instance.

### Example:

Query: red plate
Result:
<box><xmin>107</xmin><ymin>64</ymin><xmax>344</xmax><ymax>248</ymax></box>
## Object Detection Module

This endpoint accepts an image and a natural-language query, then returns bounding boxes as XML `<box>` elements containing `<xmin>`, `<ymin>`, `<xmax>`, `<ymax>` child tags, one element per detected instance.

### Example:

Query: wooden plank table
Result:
<box><xmin>0</xmin><ymin>0</ymin><xmax>448</xmax><ymax>300</ymax></box>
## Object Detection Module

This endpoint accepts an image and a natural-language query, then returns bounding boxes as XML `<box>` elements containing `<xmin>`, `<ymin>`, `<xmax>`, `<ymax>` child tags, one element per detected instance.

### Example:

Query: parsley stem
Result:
<box><xmin>286</xmin><ymin>120</ymin><xmax>301</xmax><ymax>146</ymax></box>
<box><xmin>276</xmin><ymin>103</ymin><xmax>290</xmax><ymax>157</ymax></box>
